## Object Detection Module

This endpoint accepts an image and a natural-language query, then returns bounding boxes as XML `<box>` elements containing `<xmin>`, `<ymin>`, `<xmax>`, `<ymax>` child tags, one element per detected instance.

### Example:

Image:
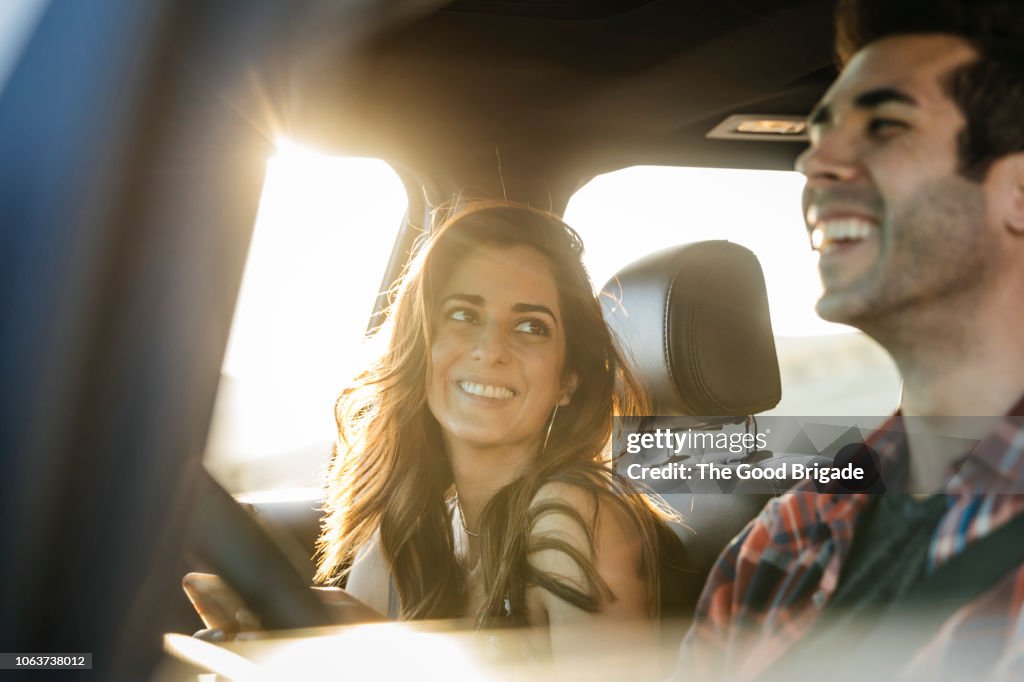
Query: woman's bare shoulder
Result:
<box><xmin>528</xmin><ymin>475</ymin><xmax>644</xmax><ymax>541</ymax></box>
<box><xmin>527</xmin><ymin>478</ymin><xmax>647</xmax><ymax>611</ymax></box>
<box><xmin>525</xmin><ymin>477</ymin><xmax>657</xmax><ymax>674</ymax></box>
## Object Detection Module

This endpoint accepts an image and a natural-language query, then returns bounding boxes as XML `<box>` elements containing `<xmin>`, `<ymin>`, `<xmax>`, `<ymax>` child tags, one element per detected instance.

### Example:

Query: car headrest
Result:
<box><xmin>601</xmin><ymin>240</ymin><xmax>781</xmax><ymax>418</ymax></box>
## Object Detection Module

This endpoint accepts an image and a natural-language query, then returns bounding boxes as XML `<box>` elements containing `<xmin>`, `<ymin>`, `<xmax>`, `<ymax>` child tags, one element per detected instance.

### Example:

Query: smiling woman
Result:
<box><xmin>428</xmin><ymin>244</ymin><xmax>574</xmax><ymax>463</ymax></box>
<box><xmin>315</xmin><ymin>201</ymin><xmax>693</xmax><ymax>673</ymax></box>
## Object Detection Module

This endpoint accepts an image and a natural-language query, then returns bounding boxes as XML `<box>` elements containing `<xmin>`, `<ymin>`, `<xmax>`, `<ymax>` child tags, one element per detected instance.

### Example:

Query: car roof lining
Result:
<box><xmin>287</xmin><ymin>0</ymin><xmax>835</xmax><ymax>203</ymax></box>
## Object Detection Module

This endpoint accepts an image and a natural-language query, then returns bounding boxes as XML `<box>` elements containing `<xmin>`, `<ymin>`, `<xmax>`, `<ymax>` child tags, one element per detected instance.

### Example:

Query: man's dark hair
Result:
<box><xmin>835</xmin><ymin>0</ymin><xmax>1024</xmax><ymax>180</ymax></box>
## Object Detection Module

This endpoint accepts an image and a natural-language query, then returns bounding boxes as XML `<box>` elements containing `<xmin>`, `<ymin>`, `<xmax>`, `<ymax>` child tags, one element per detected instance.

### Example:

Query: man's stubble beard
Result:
<box><xmin>816</xmin><ymin>174</ymin><xmax>996</xmax><ymax>351</ymax></box>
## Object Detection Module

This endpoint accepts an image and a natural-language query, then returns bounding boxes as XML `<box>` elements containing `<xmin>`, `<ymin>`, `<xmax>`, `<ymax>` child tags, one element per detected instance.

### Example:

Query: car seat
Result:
<box><xmin>600</xmin><ymin>240</ymin><xmax>783</xmax><ymax>589</ymax></box>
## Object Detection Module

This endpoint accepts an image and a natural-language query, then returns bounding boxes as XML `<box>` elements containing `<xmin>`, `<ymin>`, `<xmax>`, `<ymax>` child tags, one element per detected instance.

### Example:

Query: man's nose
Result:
<box><xmin>795</xmin><ymin>130</ymin><xmax>863</xmax><ymax>187</ymax></box>
<box><xmin>470</xmin><ymin>322</ymin><xmax>511</xmax><ymax>364</ymax></box>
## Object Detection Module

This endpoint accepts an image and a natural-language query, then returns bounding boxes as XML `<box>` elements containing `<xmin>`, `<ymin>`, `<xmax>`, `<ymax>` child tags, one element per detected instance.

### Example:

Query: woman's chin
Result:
<box><xmin>443</xmin><ymin>427</ymin><xmax>542</xmax><ymax>455</ymax></box>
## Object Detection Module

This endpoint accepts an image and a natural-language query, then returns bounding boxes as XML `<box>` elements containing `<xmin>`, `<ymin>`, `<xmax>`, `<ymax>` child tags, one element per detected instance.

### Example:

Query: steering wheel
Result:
<box><xmin>186</xmin><ymin>470</ymin><xmax>334</xmax><ymax>631</ymax></box>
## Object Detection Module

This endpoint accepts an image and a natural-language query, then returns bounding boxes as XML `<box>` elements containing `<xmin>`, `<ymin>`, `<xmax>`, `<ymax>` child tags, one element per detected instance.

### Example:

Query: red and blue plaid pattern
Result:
<box><xmin>678</xmin><ymin>397</ymin><xmax>1024</xmax><ymax>681</ymax></box>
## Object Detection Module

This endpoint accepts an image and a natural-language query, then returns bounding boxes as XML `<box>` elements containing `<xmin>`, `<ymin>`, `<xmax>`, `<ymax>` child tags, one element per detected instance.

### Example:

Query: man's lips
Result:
<box><xmin>807</xmin><ymin>206</ymin><xmax>880</xmax><ymax>253</ymax></box>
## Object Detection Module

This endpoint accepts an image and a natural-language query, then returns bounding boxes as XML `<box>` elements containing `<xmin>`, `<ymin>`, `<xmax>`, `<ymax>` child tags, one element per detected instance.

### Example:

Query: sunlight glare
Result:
<box><xmin>261</xmin><ymin>624</ymin><xmax>486</xmax><ymax>679</ymax></box>
<box><xmin>206</xmin><ymin>144</ymin><xmax>406</xmax><ymax>471</ymax></box>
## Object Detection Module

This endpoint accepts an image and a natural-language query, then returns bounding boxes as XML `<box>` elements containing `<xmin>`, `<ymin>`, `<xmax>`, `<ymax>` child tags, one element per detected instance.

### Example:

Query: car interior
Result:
<box><xmin>0</xmin><ymin>0</ymin><xmax>898</xmax><ymax>678</ymax></box>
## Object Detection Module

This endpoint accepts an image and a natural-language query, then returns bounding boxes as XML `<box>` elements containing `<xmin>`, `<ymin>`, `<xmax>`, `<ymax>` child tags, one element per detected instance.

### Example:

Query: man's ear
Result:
<box><xmin>996</xmin><ymin>153</ymin><xmax>1024</xmax><ymax>236</ymax></box>
<box><xmin>558</xmin><ymin>373</ymin><xmax>580</xmax><ymax>406</ymax></box>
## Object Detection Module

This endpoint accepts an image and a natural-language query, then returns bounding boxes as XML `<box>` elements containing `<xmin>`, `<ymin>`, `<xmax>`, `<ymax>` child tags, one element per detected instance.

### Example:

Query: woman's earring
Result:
<box><xmin>542</xmin><ymin>404</ymin><xmax>559</xmax><ymax>454</ymax></box>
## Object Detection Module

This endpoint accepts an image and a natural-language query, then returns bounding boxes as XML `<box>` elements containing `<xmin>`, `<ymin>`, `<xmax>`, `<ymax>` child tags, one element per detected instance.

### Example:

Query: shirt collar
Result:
<box><xmin>948</xmin><ymin>394</ymin><xmax>1024</xmax><ymax>492</ymax></box>
<box><xmin>881</xmin><ymin>393</ymin><xmax>1024</xmax><ymax>493</ymax></box>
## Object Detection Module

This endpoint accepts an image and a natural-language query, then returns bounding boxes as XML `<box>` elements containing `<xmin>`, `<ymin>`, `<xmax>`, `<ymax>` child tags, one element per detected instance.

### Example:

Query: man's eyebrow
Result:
<box><xmin>807</xmin><ymin>87</ymin><xmax>918</xmax><ymax>127</ymax></box>
<box><xmin>441</xmin><ymin>293</ymin><xmax>483</xmax><ymax>306</ymax></box>
<box><xmin>808</xmin><ymin>103</ymin><xmax>831</xmax><ymax>127</ymax></box>
<box><xmin>512</xmin><ymin>302</ymin><xmax>558</xmax><ymax>321</ymax></box>
<box><xmin>852</xmin><ymin>87</ymin><xmax>918</xmax><ymax>109</ymax></box>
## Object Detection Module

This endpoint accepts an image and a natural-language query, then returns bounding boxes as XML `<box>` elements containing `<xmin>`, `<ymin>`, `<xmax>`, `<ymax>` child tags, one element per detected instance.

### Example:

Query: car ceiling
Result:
<box><xmin>288</xmin><ymin>0</ymin><xmax>836</xmax><ymax>205</ymax></box>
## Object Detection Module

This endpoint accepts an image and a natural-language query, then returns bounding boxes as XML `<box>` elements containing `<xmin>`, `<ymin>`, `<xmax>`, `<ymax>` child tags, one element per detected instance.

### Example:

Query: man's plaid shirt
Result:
<box><xmin>678</xmin><ymin>397</ymin><xmax>1024</xmax><ymax>681</ymax></box>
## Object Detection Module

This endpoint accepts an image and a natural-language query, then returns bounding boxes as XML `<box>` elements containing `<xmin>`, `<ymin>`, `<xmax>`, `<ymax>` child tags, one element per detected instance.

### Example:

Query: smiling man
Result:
<box><xmin>675</xmin><ymin>1</ymin><xmax>1024</xmax><ymax>680</ymax></box>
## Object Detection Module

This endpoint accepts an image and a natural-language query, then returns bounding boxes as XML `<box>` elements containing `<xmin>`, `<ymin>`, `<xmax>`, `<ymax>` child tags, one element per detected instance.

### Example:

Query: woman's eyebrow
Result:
<box><xmin>513</xmin><ymin>303</ymin><xmax>557</xmax><ymax>321</ymax></box>
<box><xmin>441</xmin><ymin>295</ymin><xmax>557</xmax><ymax>323</ymax></box>
<box><xmin>441</xmin><ymin>293</ymin><xmax>483</xmax><ymax>305</ymax></box>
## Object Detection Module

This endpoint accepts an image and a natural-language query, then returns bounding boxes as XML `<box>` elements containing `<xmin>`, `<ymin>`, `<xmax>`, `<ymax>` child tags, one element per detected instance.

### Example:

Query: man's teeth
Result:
<box><xmin>811</xmin><ymin>218</ymin><xmax>877</xmax><ymax>250</ymax></box>
<box><xmin>458</xmin><ymin>381</ymin><xmax>515</xmax><ymax>400</ymax></box>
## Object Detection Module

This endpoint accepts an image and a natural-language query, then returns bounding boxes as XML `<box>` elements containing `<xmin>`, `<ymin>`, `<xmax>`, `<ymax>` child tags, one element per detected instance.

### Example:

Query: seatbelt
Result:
<box><xmin>761</xmin><ymin>508</ymin><xmax>1024</xmax><ymax>681</ymax></box>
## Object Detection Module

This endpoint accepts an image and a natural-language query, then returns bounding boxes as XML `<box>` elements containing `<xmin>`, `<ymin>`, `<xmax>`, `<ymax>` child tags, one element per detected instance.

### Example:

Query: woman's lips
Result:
<box><xmin>456</xmin><ymin>380</ymin><xmax>516</xmax><ymax>401</ymax></box>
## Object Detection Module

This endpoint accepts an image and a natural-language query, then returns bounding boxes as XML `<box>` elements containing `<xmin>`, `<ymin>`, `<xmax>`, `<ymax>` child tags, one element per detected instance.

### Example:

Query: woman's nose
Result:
<box><xmin>470</xmin><ymin>322</ymin><xmax>511</xmax><ymax>364</ymax></box>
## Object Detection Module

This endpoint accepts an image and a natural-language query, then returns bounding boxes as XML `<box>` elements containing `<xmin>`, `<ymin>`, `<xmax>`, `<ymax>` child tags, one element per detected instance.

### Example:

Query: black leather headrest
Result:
<box><xmin>601</xmin><ymin>240</ymin><xmax>781</xmax><ymax>417</ymax></box>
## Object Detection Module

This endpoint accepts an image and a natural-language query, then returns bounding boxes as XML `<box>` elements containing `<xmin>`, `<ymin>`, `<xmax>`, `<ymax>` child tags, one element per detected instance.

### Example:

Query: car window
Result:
<box><xmin>0</xmin><ymin>0</ymin><xmax>48</xmax><ymax>97</ymax></box>
<box><xmin>565</xmin><ymin>166</ymin><xmax>901</xmax><ymax>416</ymax></box>
<box><xmin>204</xmin><ymin>142</ymin><xmax>407</xmax><ymax>494</ymax></box>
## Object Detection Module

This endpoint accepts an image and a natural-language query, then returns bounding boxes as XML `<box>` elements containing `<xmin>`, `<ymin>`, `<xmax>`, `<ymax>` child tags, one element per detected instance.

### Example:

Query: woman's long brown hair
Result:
<box><xmin>314</xmin><ymin>201</ymin><xmax>677</xmax><ymax>625</ymax></box>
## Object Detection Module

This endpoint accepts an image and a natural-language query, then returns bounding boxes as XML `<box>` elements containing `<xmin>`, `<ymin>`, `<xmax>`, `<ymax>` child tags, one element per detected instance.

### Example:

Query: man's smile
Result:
<box><xmin>806</xmin><ymin>204</ymin><xmax>882</xmax><ymax>254</ymax></box>
<box><xmin>810</xmin><ymin>216</ymin><xmax>879</xmax><ymax>254</ymax></box>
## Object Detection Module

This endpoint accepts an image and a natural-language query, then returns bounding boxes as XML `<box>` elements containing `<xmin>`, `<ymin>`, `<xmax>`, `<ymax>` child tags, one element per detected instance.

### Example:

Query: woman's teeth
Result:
<box><xmin>458</xmin><ymin>381</ymin><xmax>515</xmax><ymax>400</ymax></box>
